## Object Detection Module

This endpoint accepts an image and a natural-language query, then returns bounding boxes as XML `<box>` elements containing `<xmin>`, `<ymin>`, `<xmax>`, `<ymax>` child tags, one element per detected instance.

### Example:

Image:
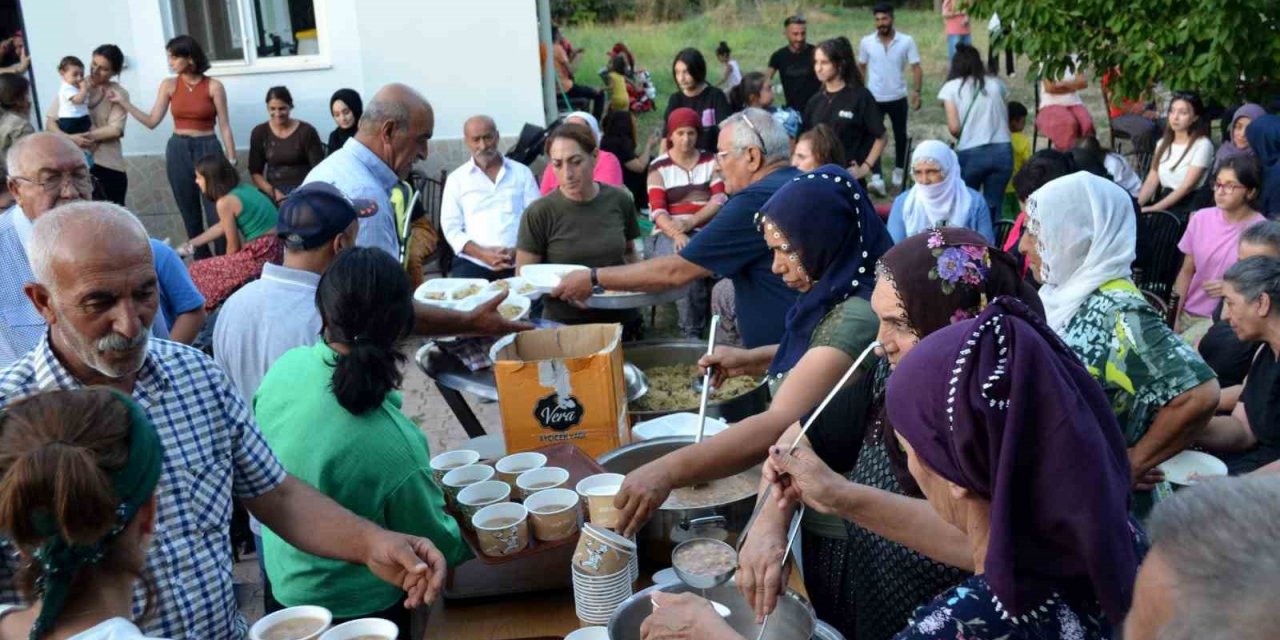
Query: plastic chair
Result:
<box><xmin>1132</xmin><ymin>209</ymin><xmax>1187</xmax><ymax>303</ymax></box>
<box><xmin>415</xmin><ymin>169</ymin><xmax>451</xmax><ymax>277</ymax></box>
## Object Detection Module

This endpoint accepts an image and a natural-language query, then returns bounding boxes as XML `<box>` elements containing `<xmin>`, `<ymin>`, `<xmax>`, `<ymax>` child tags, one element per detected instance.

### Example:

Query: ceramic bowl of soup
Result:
<box><xmin>250</xmin><ymin>605</ymin><xmax>332</xmax><ymax>640</ymax></box>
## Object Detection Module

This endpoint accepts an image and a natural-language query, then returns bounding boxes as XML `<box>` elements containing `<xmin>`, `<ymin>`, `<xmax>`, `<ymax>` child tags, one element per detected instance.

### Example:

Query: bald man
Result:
<box><xmin>1</xmin><ymin>202</ymin><xmax>456</xmax><ymax>639</ymax></box>
<box><xmin>439</xmin><ymin>114</ymin><xmax>539</xmax><ymax>280</ymax></box>
<box><xmin>0</xmin><ymin>133</ymin><xmax>205</xmax><ymax>366</ymax></box>
<box><xmin>304</xmin><ymin>82</ymin><xmax>433</xmax><ymax>259</ymax></box>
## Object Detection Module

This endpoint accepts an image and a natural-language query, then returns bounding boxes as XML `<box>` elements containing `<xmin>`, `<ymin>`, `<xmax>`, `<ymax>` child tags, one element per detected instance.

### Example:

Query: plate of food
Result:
<box><xmin>486</xmin><ymin>276</ymin><xmax>542</xmax><ymax>300</ymax></box>
<box><xmin>455</xmin><ymin>292</ymin><xmax>532</xmax><ymax>322</ymax></box>
<box><xmin>519</xmin><ymin>264</ymin><xmax>589</xmax><ymax>294</ymax></box>
<box><xmin>1160</xmin><ymin>450</ymin><xmax>1228</xmax><ymax>486</ymax></box>
<box><xmin>413</xmin><ymin>278</ymin><xmax>489</xmax><ymax>308</ymax></box>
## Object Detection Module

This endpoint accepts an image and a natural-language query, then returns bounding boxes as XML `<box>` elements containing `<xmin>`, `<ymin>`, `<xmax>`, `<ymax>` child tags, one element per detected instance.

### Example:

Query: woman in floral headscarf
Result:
<box><xmin>729</xmin><ymin>228</ymin><xmax>1043</xmax><ymax>640</ymax></box>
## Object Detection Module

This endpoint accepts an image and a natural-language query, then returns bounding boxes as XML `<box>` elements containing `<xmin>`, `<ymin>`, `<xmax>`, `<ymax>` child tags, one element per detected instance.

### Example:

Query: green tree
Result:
<box><xmin>969</xmin><ymin>0</ymin><xmax>1280</xmax><ymax>104</ymax></box>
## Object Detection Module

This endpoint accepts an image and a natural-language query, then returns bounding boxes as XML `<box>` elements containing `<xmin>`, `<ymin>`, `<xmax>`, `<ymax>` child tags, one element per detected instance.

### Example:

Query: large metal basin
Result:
<box><xmin>609</xmin><ymin>581</ymin><xmax>815</xmax><ymax>640</ymax></box>
<box><xmin>597</xmin><ymin>436</ymin><xmax>759</xmax><ymax>565</ymax></box>
<box><xmin>622</xmin><ymin>340</ymin><xmax>771</xmax><ymax>423</ymax></box>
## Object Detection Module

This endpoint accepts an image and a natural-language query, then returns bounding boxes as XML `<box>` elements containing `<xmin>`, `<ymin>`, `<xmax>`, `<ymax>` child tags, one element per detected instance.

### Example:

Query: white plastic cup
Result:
<box><xmin>249</xmin><ymin>605</ymin><xmax>332</xmax><ymax>640</ymax></box>
<box><xmin>575</xmin><ymin>473</ymin><xmax>625</xmax><ymax>529</ymax></box>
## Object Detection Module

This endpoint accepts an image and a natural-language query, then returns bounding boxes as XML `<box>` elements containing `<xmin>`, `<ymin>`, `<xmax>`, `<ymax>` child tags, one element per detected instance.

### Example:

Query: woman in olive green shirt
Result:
<box><xmin>255</xmin><ymin>247</ymin><xmax>470</xmax><ymax>628</ymax></box>
<box><xmin>612</xmin><ymin>164</ymin><xmax>893</xmax><ymax>538</ymax></box>
<box><xmin>516</xmin><ymin>122</ymin><xmax>643</xmax><ymax>337</ymax></box>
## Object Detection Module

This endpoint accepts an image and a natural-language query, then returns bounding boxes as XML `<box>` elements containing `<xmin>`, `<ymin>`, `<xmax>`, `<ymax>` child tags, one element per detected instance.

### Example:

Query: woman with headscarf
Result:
<box><xmin>614</xmin><ymin>165</ymin><xmax>890</xmax><ymax>545</ymax></box>
<box><xmin>327</xmin><ymin>88</ymin><xmax>362</xmax><ymax>156</ymax></box>
<box><xmin>1214</xmin><ymin>103</ymin><xmax>1267</xmax><ymax>170</ymax></box>
<box><xmin>877</xmin><ymin>298</ymin><xmax>1141</xmax><ymax>638</ymax></box>
<box><xmin>539</xmin><ymin>111</ymin><xmax>625</xmax><ymax>195</ymax></box>
<box><xmin>1246</xmin><ymin>113</ymin><xmax>1280</xmax><ymax>218</ymax></box>
<box><xmin>645</xmin><ymin>106</ymin><xmax>727</xmax><ymax>337</ymax></box>
<box><xmin>1018</xmin><ymin>172</ymin><xmax>1219</xmax><ymax>516</ymax></box>
<box><xmin>887</xmin><ymin>140</ymin><xmax>993</xmax><ymax>243</ymax></box>
<box><xmin>642</xmin><ymin>228</ymin><xmax>1043</xmax><ymax>640</ymax></box>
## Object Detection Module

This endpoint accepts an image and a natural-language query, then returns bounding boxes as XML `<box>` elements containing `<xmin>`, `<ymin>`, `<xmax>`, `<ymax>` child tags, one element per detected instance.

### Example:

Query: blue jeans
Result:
<box><xmin>947</xmin><ymin>34</ymin><xmax>973</xmax><ymax>62</ymax></box>
<box><xmin>957</xmin><ymin>142</ymin><xmax>1014</xmax><ymax>226</ymax></box>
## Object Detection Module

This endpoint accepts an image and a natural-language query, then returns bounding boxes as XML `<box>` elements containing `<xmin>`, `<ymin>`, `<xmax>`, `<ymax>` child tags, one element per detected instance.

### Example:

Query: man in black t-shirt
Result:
<box><xmin>766</xmin><ymin>15</ymin><xmax>821</xmax><ymax>110</ymax></box>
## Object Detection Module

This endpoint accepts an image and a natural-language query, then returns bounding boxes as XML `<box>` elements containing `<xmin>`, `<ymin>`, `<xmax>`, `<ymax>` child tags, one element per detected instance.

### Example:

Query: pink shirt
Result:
<box><xmin>942</xmin><ymin>0</ymin><xmax>970</xmax><ymax>35</ymax></box>
<box><xmin>539</xmin><ymin>149</ymin><xmax>625</xmax><ymax>196</ymax></box>
<box><xmin>1177</xmin><ymin>207</ymin><xmax>1266</xmax><ymax>317</ymax></box>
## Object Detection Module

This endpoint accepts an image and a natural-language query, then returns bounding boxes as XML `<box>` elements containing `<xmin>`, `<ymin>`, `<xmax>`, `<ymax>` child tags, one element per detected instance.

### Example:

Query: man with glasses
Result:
<box><xmin>0</xmin><ymin>133</ymin><xmax>206</xmax><ymax>365</ymax></box>
<box><xmin>554</xmin><ymin>108</ymin><xmax>800</xmax><ymax>348</ymax></box>
<box><xmin>767</xmin><ymin>15</ymin><xmax>821</xmax><ymax>110</ymax></box>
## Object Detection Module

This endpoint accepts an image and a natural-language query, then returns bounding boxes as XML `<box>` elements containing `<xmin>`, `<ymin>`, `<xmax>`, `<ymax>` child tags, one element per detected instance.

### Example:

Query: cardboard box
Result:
<box><xmin>490</xmin><ymin>324</ymin><xmax>629</xmax><ymax>457</ymax></box>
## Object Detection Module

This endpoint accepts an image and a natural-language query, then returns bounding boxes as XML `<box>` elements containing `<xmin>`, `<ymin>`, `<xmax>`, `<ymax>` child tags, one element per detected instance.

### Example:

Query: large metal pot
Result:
<box><xmin>623</xmin><ymin>340</ymin><xmax>771</xmax><ymax>423</ymax></box>
<box><xmin>609</xmin><ymin>581</ymin><xmax>815</xmax><ymax>640</ymax></box>
<box><xmin>597</xmin><ymin>436</ymin><xmax>759</xmax><ymax>565</ymax></box>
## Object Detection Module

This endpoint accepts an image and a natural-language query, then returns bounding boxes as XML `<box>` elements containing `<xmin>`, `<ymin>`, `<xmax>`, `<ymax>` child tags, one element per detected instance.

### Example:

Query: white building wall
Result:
<box><xmin>21</xmin><ymin>0</ymin><xmax>545</xmax><ymax>235</ymax></box>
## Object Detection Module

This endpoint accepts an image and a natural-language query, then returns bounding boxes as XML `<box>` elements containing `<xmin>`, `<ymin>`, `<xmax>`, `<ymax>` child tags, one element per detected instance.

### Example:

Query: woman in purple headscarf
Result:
<box><xmin>881</xmin><ymin>297</ymin><xmax>1141</xmax><ymax>639</ymax></box>
<box><xmin>1214</xmin><ymin>103</ymin><xmax>1267</xmax><ymax>170</ymax></box>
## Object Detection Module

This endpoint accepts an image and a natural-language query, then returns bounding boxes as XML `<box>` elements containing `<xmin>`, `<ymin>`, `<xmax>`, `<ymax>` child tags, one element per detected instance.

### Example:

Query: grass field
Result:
<box><xmin>565</xmin><ymin>4</ymin><xmax>1114</xmax><ymax>189</ymax></box>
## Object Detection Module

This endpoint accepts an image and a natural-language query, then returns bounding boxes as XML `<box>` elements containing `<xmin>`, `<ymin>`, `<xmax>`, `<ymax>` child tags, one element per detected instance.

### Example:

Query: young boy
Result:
<box><xmin>56</xmin><ymin>56</ymin><xmax>92</xmax><ymax>166</ymax></box>
<box><xmin>1004</xmin><ymin>101</ymin><xmax>1031</xmax><ymax>220</ymax></box>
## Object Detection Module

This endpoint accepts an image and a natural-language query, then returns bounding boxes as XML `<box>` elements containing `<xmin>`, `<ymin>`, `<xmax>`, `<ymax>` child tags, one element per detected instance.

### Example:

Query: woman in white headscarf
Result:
<box><xmin>539</xmin><ymin>110</ymin><xmax>625</xmax><ymax>195</ymax></box>
<box><xmin>886</xmin><ymin>140</ymin><xmax>993</xmax><ymax>243</ymax></box>
<box><xmin>1018</xmin><ymin>171</ymin><xmax>1219</xmax><ymax>518</ymax></box>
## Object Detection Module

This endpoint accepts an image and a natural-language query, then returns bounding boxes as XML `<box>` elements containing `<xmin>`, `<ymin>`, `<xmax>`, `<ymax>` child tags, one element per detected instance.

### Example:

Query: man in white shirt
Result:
<box><xmin>857</xmin><ymin>2</ymin><xmax>922</xmax><ymax>195</ymax></box>
<box><xmin>440</xmin><ymin>115</ymin><xmax>540</xmax><ymax>280</ymax></box>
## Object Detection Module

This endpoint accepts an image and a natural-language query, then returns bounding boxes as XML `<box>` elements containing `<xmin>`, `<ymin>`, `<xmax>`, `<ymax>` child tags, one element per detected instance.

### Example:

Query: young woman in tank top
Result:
<box><xmin>108</xmin><ymin>35</ymin><xmax>235</xmax><ymax>260</ymax></box>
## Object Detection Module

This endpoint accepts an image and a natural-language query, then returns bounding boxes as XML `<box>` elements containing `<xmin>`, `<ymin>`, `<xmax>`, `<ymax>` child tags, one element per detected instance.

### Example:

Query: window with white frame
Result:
<box><xmin>167</xmin><ymin>0</ymin><xmax>321</xmax><ymax>67</ymax></box>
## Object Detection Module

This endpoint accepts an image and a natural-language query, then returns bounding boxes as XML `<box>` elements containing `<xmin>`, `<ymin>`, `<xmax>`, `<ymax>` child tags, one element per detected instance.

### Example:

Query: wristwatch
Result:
<box><xmin>590</xmin><ymin>268</ymin><xmax>605</xmax><ymax>295</ymax></box>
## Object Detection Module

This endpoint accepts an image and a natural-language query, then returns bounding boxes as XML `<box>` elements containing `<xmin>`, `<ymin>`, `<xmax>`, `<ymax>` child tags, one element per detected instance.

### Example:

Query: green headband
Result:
<box><xmin>28</xmin><ymin>390</ymin><xmax>164</xmax><ymax>640</ymax></box>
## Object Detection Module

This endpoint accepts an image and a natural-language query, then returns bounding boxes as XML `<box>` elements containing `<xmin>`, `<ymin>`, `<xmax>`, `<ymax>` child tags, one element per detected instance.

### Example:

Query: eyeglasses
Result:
<box><xmin>11</xmin><ymin>171</ymin><xmax>96</xmax><ymax>195</ymax></box>
<box><xmin>1214</xmin><ymin>181</ymin><xmax>1245</xmax><ymax>193</ymax></box>
<box><xmin>717</xmin><ymin>115</ymin><xmax>768</xmax><ymax>162</ymax></box>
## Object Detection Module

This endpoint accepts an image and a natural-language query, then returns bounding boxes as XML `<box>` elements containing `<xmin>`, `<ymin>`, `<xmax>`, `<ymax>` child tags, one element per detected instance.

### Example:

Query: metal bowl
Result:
<box><xmin>622</xmin><ymin>340</ymin><xmax>771</xmax><ymax>423</ymax></box>
<box><xmin>670</xmin><ymin>537</ymin><xmax>737</xmax><ymax>589</ymax></box>
<box><xmin>608</xmin><ymin>581</ymin><xmax>815</xmax><ymax>640</ymax></box>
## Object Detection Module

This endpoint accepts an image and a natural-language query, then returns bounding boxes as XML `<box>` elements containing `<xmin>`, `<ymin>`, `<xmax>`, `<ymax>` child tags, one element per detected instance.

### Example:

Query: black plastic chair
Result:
<box><xmin>1132</xmin><ymin>209</ymin><xmax>1187</xmax><ymax>303</ymax></box>
<box><xmin>415</xmin><ymin>169</ymin><xmax>451</xmax><ymax>277</ymax></box>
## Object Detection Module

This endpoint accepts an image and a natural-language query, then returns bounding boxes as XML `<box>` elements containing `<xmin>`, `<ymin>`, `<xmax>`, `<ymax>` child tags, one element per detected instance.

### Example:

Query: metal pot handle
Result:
<box><xmin>679</xmin><ymin>515</ymin><xmax>728</xmax><ymax>531</ymax></box>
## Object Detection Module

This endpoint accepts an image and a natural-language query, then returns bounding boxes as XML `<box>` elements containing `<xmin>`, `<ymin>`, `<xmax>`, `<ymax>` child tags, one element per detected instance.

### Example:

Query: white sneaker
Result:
<box><xmin>891</xmin><ymin>168</ymin><xmax>904</xmax><ymax>188</ymax></box>
<box><xmin>867</xmin><ymin>175</ymin><xmax>887</xmax><ymax>197</ymax></box>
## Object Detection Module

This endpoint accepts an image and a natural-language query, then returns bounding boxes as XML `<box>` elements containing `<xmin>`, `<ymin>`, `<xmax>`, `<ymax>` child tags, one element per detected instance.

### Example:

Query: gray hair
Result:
<box><xmin>29</xmin><ymin>201</ymin><xmax>149</xmax><ymax>289</ymax></box>
<box><xmin>1240</xmin><ymin>220</ymin><xmax>1280</xmax><ymax>256</ymax></box>
<box><xmin>722</xmin><ymin>108</ymin><xmax>789</xmax><ymax>165</ymax></box>
<box><xmin>358</xmin><ymin>98</ymin><xmax>410</xmax><ymax>135</ymax></box>
<box><xmin>5</xmin><ymin>132</ymin><xmax>80</xmax><ymax>178</ymax></box>
<box><xmin>1223</xmin><ymin>255</ymin><xmax>1280</xmax><ymax>315</ymax></box>
<box><xmin>1147</xmin><ymin>475</ymin><xmax>1280</xmax><ymax>640</ymax></box>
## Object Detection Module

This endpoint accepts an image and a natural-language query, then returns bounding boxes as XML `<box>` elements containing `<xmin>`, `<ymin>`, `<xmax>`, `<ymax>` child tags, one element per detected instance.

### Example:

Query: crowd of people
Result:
<box><xmin>0</xmin><ymin>4</ymin><xmax>1275</xmax><ymax>640</ymax></box>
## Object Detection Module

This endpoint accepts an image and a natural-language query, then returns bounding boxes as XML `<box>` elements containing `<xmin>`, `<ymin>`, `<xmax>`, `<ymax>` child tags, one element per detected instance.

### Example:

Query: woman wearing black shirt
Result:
<box><xmin>664</xmin><ymin>48</ymin><xmax>732</xmax><ymax>153</ymax></box>
<box><xmin>802</xmin><ymin>37</ymin><xmax>885</xmax><ymax>182</ymax></box>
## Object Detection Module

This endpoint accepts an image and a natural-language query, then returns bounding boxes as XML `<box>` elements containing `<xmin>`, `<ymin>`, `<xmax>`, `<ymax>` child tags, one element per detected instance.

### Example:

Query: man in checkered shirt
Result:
<box><xmin>0</xmin><ymin>202</ymin><xmax>450</xmax><ymax>639</ymax></box>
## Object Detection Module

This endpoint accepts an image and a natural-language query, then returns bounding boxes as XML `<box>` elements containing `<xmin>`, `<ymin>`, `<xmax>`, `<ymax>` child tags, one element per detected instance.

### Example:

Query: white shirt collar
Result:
<box><xmin>467</xmin><ymin>156</ymin><xmax>509</xmax><ymax>182</ymax></box>
<box><xmin>8</xmin><ymin>205</ymin><xmax>32</xmax><ymax>252</ymax></box>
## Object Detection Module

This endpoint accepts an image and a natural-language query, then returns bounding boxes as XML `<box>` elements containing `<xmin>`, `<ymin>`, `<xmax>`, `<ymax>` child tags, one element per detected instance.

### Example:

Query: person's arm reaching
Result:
<box><xmin>1196</xmin><ymin>400</ymin><xmax>1257</xmax><ymax>453</ymax></box>
<box><xmin>1129</xmin><ymin>379</ymin><xmax>1219</xmax><ymax>482</ymax></box>
<box><xmin>553</xmin><ymin>254</ymin><xmax>711</xmax><ymax>303</ymax></box>
<box><xmin>412</xmin><ymin>290</ymin><xmax>532</xmax><ymax>338</ymax></box>
<box><xmin>244</xmin><ymin>476</ymin><xmax>448</xmax><ymax>607</ymax></box>
<box><xmin>108</xmin><ymin>80</ymin><xmax>172</xmax><ymax>130</ymax></box>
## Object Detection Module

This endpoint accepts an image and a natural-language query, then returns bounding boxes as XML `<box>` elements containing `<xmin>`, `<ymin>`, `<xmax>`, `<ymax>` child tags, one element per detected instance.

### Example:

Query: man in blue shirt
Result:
<box><xmin>304</xmin><ymin>83</ymin><xmax>433</xmax><ymax>259</ymax></box>
<box><xmin>555</xmin><ymin>109</ymin><xmax>799</xmax><ymax>348</ymax></box>
<box><xmin>0</xmin><ymin>133</ymin><xmax>206</xmax><ymax>366</ymax></box>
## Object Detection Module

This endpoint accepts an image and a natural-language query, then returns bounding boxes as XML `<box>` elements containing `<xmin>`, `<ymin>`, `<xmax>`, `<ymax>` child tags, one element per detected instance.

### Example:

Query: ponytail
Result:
<box><xmin>316</xmin><ymin>247</ymin><xmax>415</xmax><ymax>416</ymax></box>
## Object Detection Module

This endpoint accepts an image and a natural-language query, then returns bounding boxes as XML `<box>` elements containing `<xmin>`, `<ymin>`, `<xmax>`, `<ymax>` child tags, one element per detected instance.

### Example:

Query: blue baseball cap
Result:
<box><xmin>276</xmin><ymin>182</ymin><xmax>377</xmax><ymax>250</ymax></box>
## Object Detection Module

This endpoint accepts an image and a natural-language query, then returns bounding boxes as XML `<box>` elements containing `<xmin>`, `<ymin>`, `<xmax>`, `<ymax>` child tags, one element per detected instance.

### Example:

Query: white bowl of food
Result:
<box><xmin>250</xmin><ymin>605</ymin><xmax>331</xmax><ymax>640</ymax></box>
<box><xmin>1160</xmin><ymin>450</ymin><xmax>1229</xmax><ymax>486</ymax></box>
<box><xmin>519</xmin><ymin>264</ymin><xmax>589</xmax><ymax>293</ymax></box>
<box><xmin>487</xmin><ymin>276</ymin><xmax>542</xmax><ymax>300</ymax></box>
<box><xmin>632</xmin><ymin>413</ymin><xmax>730</xmax><ymax>441</ymax></box>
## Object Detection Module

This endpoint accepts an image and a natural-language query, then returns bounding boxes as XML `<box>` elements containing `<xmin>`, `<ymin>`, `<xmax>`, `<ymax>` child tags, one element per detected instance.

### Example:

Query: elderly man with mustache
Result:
<box><xmin>0</xmin><ymin>200</ymin><xmax>457</xmax><ymax>639</ymax></box>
